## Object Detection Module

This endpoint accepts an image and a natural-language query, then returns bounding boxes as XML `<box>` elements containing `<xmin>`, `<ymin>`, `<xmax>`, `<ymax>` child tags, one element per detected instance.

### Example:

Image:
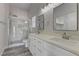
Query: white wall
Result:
<box><xmin>0</xmin><ymin>3</ymin><xmax>9</xmax><ymax>55</ymax></box>
<box><xmin>10</xmin><ymin>7</ymin><xmax>28</xmax><ymax>20</ymax></box>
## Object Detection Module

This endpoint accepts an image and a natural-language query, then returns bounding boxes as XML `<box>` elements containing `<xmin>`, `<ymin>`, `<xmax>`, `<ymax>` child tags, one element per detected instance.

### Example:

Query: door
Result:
<box><xmin>8</xmin><ymin>17</ymin><xmax>29</xmax><ymax>47</ymax></box>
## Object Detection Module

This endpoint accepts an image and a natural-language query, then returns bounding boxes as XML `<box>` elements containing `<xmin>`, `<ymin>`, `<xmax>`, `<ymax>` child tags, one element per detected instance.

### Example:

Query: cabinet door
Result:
<box><xmin>29</xmin><ymin>35</ymin><xmax>34</xmax><ymax>55</ymax></box>
<box><xmin>27</xmin><ymin>39</ymin><xmax>29</xmax><ymax>47</ymax></box>
<box><xmin>44</xmin><ymin>42</ymin><xmax>76</xmax><ymax>56</ymax></box>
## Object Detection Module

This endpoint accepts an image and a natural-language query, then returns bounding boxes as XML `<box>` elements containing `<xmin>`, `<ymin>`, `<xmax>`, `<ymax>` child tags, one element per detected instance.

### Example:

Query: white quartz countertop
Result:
<box><xmin>30</xmin><ymin>33</ymin><xmax>79</xmax><ymax>55</ymax></box>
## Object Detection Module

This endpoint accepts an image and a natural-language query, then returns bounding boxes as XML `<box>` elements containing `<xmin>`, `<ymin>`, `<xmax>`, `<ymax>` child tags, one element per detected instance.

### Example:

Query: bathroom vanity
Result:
<box><xmin>28</xmin><ymin>3</ymin><xmax>79</xmax><ymax>56</ymax></box>
<box><xmin>28</xmin><ymin>33</ymin><xmax>79</xmax><ymax>56</ymax></box>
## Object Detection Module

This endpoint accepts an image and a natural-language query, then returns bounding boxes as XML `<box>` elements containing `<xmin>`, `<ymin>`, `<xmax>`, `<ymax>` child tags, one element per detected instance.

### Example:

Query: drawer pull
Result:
<box><xmin>37</xmin><ymin>47</ymin><xmax>41</xmax><ymax>53</ymax></box>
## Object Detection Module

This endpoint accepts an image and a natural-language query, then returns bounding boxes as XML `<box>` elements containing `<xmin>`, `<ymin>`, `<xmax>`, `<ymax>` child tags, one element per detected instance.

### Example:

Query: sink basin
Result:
<box><xmin>49</xmin><ymin>37</ymin><xmax>68</xmax><ymax>43</ymax></box>
<box><xmin>49</xmin><ymin>37</ymin><xmax>79</xmax><ymax>46</ymax></box>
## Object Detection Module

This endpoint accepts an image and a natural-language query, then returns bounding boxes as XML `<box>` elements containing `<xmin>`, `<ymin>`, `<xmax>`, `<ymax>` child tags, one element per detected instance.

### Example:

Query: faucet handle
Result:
<box><xmin>66</xmin><ymin>34</ymin><xmax>72</xmax><ymax>40</ymax></box>
<box><xmin>64</xmin><ymin>32</ymin><xmax>66</xmax><ymax>34</ymax></box>
<box><xmin>62</xmin><ymin>32</ymin><xmax>66</xmax><ymax>35</ymax></box>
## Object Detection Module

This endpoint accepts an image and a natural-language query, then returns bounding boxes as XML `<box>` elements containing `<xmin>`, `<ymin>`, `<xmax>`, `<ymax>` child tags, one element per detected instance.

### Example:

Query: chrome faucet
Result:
<box><xmin>62</xmin><ymin>32</ymin><xmax>70</xmax><ymax>40</ymax></box>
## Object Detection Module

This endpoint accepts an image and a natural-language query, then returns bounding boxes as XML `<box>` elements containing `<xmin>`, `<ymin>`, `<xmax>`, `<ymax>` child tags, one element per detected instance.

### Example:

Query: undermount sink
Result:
<box><xmin>49</xmin><ymin>37</ymin><xmax>67</xmax><ymax>43</ymax></box>
<box><xmin>49</xmin><ymin>37</ymin><xmax>79</xmax><ymax>46</ymax></box>
<box><xmin>49</xmin><ymin>37</ymin><xmax>64</xmax><ymax>41</ymax></box>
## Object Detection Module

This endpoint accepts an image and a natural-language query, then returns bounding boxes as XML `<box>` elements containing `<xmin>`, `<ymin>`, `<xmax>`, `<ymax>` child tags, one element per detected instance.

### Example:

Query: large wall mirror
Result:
<box><xmin>53</xmin><ymin>3</ymin><xmax>78</xmax><ymax>31</ymax></box>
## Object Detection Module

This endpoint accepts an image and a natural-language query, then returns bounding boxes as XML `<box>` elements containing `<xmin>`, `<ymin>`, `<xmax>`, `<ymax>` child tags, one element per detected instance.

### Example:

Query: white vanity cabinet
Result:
<box><xmin>28</xmin><ymin>35</ymin><xmax>47</xmax><ymax>56</ymax></box>
<box><xmin>28</xmin><ymin>34</ymin><xmax>76</xmax><ymax>56</ymax></box>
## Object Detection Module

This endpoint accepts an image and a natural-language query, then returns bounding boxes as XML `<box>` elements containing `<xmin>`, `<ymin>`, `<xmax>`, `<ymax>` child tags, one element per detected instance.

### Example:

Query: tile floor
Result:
<box><xmin>2</xmin><ymin>45</ymin><xmax>32</xmax><ymax>56</ymax></box>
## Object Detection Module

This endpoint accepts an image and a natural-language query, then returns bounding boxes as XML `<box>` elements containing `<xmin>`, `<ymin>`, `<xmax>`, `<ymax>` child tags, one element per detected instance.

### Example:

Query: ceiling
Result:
<box><xmin>10</xmin><ymin>3</ymin><xmax>31</xmax><ymax>11</ymax></box>
<box><xmin>27</xmin><ymin>3</ymin><xmax>44</xmax><ymax>17</ymax></box>
<box><xmin>10</xmin><ymin>3</ymin><xmax>44</xmax><ymax>18</ymax></box>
